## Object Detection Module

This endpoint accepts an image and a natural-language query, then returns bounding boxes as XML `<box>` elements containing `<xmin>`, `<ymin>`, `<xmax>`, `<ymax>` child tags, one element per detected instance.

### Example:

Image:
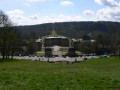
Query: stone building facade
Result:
<box><xmin>44</xmin><ymin>36</ymin><xmax>69</xmax><ymax>47</ymax></box>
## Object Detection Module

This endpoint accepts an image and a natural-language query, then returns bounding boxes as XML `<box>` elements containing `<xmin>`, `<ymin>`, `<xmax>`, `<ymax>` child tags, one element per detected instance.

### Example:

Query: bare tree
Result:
<box><xmin>0</xmin><ymin>10</ymin><xmax>17</xmax><ymax>59</ymax></box>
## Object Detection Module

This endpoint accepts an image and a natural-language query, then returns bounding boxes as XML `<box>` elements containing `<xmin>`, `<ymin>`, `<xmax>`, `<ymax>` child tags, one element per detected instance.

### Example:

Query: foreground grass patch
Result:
<box><xmin>0</xmin><ymin>57</ymin><xmax>120</xmax><ymax>90</ymax></box>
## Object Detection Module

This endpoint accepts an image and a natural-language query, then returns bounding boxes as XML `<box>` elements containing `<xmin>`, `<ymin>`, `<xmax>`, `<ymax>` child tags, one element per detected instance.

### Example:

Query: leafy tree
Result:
<box><xmin>26</xmin><ymin>41</ymin><xmax>36</xmax><ymax>55</ymax></box>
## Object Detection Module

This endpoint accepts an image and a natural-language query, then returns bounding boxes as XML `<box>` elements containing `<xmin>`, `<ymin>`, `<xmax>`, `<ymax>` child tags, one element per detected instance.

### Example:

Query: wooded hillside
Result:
<box><xmin>16</xmin><ymin>21</ymin><xmax>120</xmax><ymax>40</ymax></box>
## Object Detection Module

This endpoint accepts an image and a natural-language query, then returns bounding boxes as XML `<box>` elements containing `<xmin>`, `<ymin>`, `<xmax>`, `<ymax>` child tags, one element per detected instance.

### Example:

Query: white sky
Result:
<box><xmin>0</xmin><ymin>0</ymin><xmax>120</xmax><ymax>25</ymax></box>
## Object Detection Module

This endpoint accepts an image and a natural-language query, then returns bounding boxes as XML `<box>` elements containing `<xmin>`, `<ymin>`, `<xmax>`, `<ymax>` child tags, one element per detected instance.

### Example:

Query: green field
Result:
<box><xmin>0</xmin><ymin>57</ymin><xmax>120</xmax><ymax>90</ymax></box>
<box><xmin>36</xmin><ymin>51</ymin><xmax>45</xmax><ymax>56</ymax></box>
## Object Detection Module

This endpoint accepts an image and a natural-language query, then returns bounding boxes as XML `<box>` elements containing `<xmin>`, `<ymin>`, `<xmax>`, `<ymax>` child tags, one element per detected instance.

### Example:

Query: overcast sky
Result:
<box><xmin>0</xmin><ymin>0</ymin><xmax>120</xmax><ymax>25</ymax></box>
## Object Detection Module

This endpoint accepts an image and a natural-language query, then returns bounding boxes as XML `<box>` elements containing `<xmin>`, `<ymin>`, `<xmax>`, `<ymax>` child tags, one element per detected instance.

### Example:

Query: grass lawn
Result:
<box><xmin>36</xmin><ymin>51</ymin><xmax>45</xmax><ymax>56</ymax></box>
<box><xmin>0</xmin><ymin>57</ymin><xmax>120</xmax><ymax>90</ymax></box>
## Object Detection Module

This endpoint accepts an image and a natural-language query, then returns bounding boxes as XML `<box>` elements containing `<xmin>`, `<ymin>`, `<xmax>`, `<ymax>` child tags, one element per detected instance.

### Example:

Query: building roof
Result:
<box><xmin>45</xmin><ymin>36</ymin><xmax>67</xmax><ymax>39</ymax></box>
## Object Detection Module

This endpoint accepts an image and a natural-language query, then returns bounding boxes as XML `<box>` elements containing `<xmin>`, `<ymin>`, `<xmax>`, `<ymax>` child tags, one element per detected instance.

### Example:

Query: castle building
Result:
<box><xmin>35</xmin><ymin>23</ymin><xmax>76</xmax><ymax>57</ymax></box>
<box><xmin>43</xmin><ymin>35</ymin><xmax>71</xmax><ymax>57</ymax></box>
<box><xmin>44</xmin><ymin>36</ymin><xmax>69</xmax><ymax>47</ymax></box>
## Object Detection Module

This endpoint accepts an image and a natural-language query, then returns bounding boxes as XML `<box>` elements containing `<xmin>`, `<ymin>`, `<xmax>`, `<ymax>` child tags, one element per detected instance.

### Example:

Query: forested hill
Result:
<box><xmin>16</xmin><ymin>21</ymin><xmax>120</xmax><ymax>39</ymax></box>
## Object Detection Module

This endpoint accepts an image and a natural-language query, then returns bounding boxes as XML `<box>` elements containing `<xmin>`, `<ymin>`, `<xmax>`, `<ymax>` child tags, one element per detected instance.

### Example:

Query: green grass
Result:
<box><xmin>36</xmin><ymin>51</ymin><xmax>45</xmax><ymax>56</ymax></box>
<box><xmin>0</xmin><ymin>57</ymin><xmax>120</xmax><ymax>90</ymax></box>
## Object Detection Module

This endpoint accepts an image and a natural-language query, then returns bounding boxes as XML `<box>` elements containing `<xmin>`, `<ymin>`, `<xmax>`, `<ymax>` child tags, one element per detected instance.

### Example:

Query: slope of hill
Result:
<box><xmin>16</xmin><ymin>21</ymin><xmax>120</xmax><ymax>39</ymax></box>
